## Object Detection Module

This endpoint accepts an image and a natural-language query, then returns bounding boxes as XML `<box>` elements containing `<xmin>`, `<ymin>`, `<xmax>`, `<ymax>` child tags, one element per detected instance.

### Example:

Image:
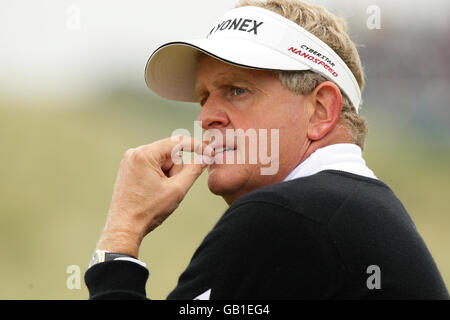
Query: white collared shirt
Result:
<box><xmin>283</xmin><ymin>143</ymin><xmax>377</xmax><ymax>182</ymax></box>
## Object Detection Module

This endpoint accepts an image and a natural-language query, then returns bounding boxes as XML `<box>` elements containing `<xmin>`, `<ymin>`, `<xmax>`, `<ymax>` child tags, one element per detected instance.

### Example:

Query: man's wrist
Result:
<box><xmin>96</xmin><ymin>228</ymin><xmax>143</xmax><ymax>258</ymax></box>
<box><xmin>89</xmin><ymin>250</ymin><xmax>144</xmax><ymax>268</ymax></box>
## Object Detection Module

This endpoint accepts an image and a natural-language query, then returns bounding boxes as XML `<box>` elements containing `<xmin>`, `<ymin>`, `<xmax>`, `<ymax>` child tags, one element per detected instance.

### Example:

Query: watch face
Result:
<box><xmin>89</xmin><ymin>251</ymin><xmax>100</xmax><ymax>268</ymax></box>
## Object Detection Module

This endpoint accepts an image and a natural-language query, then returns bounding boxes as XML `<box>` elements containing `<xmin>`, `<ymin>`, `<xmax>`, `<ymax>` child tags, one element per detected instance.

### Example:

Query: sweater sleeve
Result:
<box><xmin>84</xmin><ymin>260</ymin><xmax>149</xmax><ymax>300</ymax></box>
<box><xmin>167</xmin><ymin>200</ymin><xmax>343</xmax><ymax>300</ymax></box>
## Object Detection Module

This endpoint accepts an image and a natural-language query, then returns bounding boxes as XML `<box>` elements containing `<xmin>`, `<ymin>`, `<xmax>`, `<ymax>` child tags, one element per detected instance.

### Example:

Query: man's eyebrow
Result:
<box><xmin>194</xmin><ymin>72</ymin><xmax>258</xmax><ymax>99</ymax></box>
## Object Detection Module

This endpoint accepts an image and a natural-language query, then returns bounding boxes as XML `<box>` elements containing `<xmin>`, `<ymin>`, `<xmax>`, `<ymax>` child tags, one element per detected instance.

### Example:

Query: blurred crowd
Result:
<box><xmin>357</xmin><ymin>17</ymin><xmax>450</xmax><ymax>142</ymax></box>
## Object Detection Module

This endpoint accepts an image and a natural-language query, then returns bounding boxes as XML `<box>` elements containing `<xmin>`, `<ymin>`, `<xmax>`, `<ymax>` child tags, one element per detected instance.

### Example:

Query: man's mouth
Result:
<box><xmin>209</xmin><ymin>144</ymin><xmax>238</xmax><ymax>165</ymax></box>
<box><xmin>214</xmin><ymin>146</ymin><xmax>236</xmax><ymax>155</ymax></box>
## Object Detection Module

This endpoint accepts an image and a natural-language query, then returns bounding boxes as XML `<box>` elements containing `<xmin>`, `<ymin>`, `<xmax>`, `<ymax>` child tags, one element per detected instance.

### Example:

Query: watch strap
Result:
<box><xmin>89</xmin><ymin>250</ymin><xmax>146</xmax><ymax>269</ymax></box>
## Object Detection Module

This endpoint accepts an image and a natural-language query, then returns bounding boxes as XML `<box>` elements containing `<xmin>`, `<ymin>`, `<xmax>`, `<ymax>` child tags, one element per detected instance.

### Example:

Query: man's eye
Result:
<box><xmin>233</xmin><ymin>87</ymin><xmax>246</xmax><ymax>96</ymax></box>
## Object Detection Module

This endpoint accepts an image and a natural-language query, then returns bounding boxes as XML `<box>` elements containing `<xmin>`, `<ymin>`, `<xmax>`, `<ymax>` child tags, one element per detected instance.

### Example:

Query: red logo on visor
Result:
<box><xmin>288</xmin><ymin>47</ymin><xmax>339</xmax><ymax>78</ymax></box>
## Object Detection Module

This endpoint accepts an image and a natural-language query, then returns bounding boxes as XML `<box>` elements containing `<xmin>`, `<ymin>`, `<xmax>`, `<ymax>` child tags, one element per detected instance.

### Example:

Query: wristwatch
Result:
<box><xmin>88</xmin><ymin>250</ymin><xmax>137</xmax><ymax>268</ymax></box>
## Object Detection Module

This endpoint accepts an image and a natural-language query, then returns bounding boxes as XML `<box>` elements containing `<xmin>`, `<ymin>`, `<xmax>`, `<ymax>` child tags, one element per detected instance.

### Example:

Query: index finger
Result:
<box><xmin>143</xmin><ymin>136</ymin><xmax>212</xmax><ymax>166</ymax></box>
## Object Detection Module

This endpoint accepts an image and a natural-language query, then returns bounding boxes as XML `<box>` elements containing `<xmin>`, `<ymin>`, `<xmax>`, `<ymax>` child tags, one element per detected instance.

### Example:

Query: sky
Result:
<box><xmin>0</xmin><ymin>0</ymin><xmax>449</xmax><ymax>97</ymax></box>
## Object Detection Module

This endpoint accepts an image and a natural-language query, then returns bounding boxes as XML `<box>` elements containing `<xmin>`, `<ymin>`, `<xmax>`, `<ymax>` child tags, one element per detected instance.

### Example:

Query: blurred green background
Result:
<box><xmin>0</xmin><ymin>0</ymin><xmax>449</xmax><ymax>299</ymax></box>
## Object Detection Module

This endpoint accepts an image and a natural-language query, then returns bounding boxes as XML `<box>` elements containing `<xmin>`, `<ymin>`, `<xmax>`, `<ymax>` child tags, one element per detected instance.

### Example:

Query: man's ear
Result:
<box><xmin>307</xmin><ymin>81</ymin><xmax>343</xmax><ymax>141</ymax></box>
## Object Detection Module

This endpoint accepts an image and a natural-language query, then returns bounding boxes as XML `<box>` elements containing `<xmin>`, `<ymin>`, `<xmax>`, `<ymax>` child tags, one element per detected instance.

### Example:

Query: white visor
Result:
<box><xmin>145</xmin><ymin>6</ymin><xmax>362</xmax><ymax>112</ymax></box>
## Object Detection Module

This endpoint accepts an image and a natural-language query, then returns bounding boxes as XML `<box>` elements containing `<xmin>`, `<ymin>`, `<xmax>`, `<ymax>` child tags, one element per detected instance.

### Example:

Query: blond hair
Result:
<box><xmin>236</xmin><ymin>0</ymin><xmax>368</xmax><ymax>149</ymax></box>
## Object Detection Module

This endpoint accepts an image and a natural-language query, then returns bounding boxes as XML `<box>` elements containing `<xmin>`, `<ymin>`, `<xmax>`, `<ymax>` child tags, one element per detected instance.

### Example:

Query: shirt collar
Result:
<box><xmin>283</xmin><ymin>143</ymin><xmax>378</xmax><ymax>182</ymax></box>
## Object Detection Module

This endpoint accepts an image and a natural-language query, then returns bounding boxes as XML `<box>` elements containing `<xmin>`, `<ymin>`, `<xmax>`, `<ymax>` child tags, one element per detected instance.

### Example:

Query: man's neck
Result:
<box><xmin>296</xmin><ymin>126</ymin><xmax>355</xmax><ymax>175</ymax></box>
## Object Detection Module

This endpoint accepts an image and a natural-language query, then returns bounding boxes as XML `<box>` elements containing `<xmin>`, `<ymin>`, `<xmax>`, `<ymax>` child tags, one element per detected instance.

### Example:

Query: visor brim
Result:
<box><xmin>145</xmin><ymin>37</ymin><xmax>311</xmax><ymax>103</ymax></box>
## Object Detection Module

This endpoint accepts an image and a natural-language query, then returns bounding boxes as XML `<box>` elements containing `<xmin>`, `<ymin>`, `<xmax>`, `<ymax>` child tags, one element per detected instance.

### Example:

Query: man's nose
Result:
<box><xmin>197</xmin><ymin>94</ymin><xmax>230</xmax><ymax>130</ymax></box>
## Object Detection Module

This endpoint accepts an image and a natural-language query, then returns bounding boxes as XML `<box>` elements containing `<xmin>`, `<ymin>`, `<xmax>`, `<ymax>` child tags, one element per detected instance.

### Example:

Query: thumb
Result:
<box><xmin>166</xmin><ymin>157</ymin><xmax>207</xmax><ymax>196</ymax></box>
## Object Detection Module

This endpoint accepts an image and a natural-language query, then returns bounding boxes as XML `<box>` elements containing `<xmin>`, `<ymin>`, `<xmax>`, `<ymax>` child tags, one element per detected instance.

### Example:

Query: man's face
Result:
<box><xmin>195</xmin><ymin>55</ymin><xmax>311</xmax><ymax>204</ymax></box>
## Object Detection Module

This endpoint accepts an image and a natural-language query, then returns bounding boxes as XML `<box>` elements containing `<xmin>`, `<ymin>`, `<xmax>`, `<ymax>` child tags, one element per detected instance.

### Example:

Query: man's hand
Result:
<box><xmin>96</xmin><ymin>136</ymin><xmax>212</xmax><ymax>258</ymax></box>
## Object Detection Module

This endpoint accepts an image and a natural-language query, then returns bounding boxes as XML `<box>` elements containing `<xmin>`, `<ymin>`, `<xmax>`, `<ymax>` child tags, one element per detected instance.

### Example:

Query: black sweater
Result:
<box><xmin>85</xmin><ymin>170</ymin><xmax>449</xmax><ymax>300</ymax></box>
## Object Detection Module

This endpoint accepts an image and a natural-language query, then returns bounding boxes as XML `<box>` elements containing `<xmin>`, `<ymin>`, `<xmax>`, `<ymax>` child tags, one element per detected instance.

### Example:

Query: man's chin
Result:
<box><xmin>206</xmin><ymin>164</ymin><xmax>246</xmax><ymax>199</ymax></box>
